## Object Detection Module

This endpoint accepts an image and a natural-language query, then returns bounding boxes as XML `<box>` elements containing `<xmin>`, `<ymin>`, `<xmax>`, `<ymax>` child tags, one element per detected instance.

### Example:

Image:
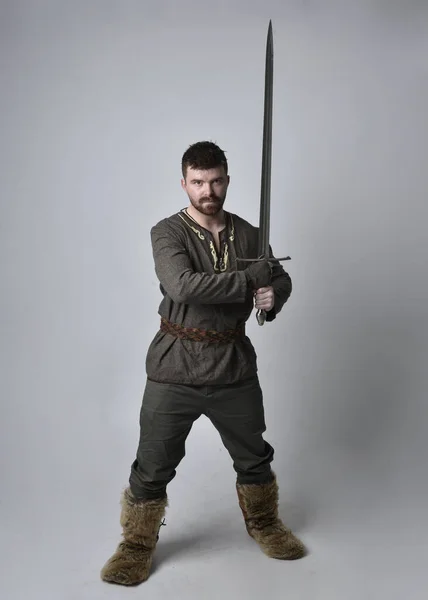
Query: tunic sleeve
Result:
<box><xmin>150</xmin><ymin>222</ymin><xmax>248</xmax><ymax>305</ymax></box>
<box><xmin>265</xmin><ymin>244</ymin><xmax>293</xmax><ymax>322</ymax></box>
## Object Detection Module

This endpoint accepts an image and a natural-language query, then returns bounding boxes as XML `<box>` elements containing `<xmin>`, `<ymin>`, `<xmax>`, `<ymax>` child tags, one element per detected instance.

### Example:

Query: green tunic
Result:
<box><xmin>145</xmin><ymin>208</ymin><xmax>292</xmax><ymax>385</ymax></box>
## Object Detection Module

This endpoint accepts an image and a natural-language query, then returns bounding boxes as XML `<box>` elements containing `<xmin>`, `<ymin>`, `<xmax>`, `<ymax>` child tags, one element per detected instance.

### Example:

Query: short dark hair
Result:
<box><xmin>181</xmin><ymin>141</ymin><xmax>228</xmax><ymax>179</ymax></box>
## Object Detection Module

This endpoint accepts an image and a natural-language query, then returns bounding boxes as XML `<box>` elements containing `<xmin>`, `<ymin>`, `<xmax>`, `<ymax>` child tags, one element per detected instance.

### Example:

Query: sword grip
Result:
<box><xmin>237</xmin><ymin>255</ymin><xmax>291</xmax><ymax>327</ymax></box>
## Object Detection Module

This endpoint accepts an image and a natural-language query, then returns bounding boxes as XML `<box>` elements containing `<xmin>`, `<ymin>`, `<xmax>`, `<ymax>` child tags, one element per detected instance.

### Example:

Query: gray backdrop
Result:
<box><xmin>1</xmin><ymin>1</ymin><xmax>427</xmax><ymax>599</ymax></box>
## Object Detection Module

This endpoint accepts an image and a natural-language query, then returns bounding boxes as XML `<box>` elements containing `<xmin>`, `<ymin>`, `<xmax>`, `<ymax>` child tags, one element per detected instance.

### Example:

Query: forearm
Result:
<box><xmin>151</xmin><ymin>225</ymin><xmax>249</xmax><ymax>305</ymax></box>
<box><xmin>159</xmin><ymin>265</ymin><xmax>248</xmax><ymax>305</ymax></box>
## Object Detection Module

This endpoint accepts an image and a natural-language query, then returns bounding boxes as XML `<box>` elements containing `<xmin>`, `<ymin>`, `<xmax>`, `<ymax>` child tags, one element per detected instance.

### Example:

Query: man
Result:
<box><xmin>100</xmin><ymin>141</ymin><xmax>306</xmax><ymax>586</ymax></box>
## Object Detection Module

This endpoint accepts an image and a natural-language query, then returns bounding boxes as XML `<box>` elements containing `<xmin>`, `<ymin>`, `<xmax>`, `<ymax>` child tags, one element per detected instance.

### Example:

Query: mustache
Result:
<box><xmin>201</xmin><ymin>195</ymin><xmax>222</xmax><ymax>202</ymax></box>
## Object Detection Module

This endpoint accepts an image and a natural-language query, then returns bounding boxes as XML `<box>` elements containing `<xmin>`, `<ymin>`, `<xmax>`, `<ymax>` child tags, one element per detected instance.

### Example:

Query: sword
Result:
<box><xmin>237</xmin><ymin>20</ymin><xmax>291</xmax><ymax>326</ymax></box>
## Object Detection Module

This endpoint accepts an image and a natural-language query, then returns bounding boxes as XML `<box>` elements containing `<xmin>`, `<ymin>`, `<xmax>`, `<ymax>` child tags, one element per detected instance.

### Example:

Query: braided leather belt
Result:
<box><xmin>160</xmin><ymin>317</ymin><xmax>245</xmax><ymax>344</ymax></box>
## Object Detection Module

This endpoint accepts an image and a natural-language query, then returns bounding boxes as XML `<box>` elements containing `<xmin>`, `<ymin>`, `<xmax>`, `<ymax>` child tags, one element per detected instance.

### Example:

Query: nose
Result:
<box><xmin>203</xmin><ymin>183</ymin><xmax>214</xmax><ymax>195</ymax></box>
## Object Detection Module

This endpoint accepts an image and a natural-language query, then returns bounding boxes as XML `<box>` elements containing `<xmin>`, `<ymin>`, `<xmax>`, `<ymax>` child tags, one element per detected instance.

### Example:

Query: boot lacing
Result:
<box><xmin>156</xmin><ymin>518</ymin><xmax>167</xmax><ymax>540</ymax></box>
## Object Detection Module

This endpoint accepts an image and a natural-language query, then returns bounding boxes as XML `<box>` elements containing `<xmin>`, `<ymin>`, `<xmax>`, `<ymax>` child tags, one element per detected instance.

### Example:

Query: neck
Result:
<box><xmin>186</xmin><ymin>205</ymin><xmax>226</xmax><ymax>231</ymax></box>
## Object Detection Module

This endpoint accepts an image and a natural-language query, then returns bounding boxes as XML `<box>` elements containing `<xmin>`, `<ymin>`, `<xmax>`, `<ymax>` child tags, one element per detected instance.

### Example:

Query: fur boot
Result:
<box><xmin>100</xmin><ymin>487</ymin><xmax>168</xmax><ymax>586</ymax></box>
<box><xmin>236</xmin><ymin>472</ymin><xmax>306</xmax><ymax>560</ymax></box>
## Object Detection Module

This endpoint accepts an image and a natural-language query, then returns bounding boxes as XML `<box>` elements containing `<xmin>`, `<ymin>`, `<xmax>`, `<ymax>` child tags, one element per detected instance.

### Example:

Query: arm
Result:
<box><xmin>265</xmin><ymin>245</ymin><xmax>293</xmax><ymax>322</ymax></box>
<box><xmin>151</xmin><ymin>222</ymin><xmax>248</xmax><ymax>305</ymax></box>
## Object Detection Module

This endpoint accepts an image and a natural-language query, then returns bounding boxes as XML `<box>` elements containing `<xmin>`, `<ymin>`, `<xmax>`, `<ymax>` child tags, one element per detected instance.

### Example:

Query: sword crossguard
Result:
<box><xmin>236</xmin><ymin>256</ymin><xmax>291</xmax><ymax>263</ymax></box>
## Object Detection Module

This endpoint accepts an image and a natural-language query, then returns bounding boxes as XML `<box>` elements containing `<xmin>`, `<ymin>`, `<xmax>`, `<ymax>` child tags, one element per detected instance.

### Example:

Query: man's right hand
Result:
<box><xmin>244</xmin><ymin>260</ymin><xmax>272</xmax><ymax>289</ymax></box>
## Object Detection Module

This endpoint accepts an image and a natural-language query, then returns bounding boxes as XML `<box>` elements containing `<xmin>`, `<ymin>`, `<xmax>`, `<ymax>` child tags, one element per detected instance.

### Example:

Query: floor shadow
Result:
<box><xmin>282</xmin><ymin>309</ymin><xmax>424</xmax><ymax>524</ymax></box>
<box><xmin>151</xmin><ymin>527</ymin><xmax>243</xmax><ymax>573</ymax></box>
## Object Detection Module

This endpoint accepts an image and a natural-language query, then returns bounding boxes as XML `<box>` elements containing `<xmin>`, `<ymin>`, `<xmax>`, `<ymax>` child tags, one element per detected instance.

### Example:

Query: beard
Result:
<box><xmin>189</xmin><ymin>192</ymin><xmax>226</xmax><ymax>216</ymax></box>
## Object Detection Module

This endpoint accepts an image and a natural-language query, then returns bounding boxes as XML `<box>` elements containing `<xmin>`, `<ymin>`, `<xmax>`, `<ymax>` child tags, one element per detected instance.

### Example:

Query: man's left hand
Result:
<box><xmin>254</xmin><ymin>286</ymin><xmax>275</xmax><ymax>312</ymax></box>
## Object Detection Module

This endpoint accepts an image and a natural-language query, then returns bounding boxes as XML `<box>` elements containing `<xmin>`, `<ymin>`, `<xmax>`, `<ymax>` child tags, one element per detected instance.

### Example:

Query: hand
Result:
<box><xmin>245</xmin><ymin>260</ymin><xmax>272</xmax><ymax>289</ymax></box>
<box><xmin>254</xmin><ymin>286</ymin><xmax>275</xmax><ymax>312</ymax></box>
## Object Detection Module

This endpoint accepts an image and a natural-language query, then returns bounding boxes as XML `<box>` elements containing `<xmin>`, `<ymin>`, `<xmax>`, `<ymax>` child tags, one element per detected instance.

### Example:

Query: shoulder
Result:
<box><xmin>228</xmin><ymin>211</ymin><xmax>258</xmax><ymax>231</ymax></box>
<box><xmin>228</xmin><ymin>212</ymin><xmax>259</xmax><ymax>242</ymax></box>
<box><xmin>150</xmin><ymin>211</ymin><xmax>188</xmax><ymax>238</ymax></box>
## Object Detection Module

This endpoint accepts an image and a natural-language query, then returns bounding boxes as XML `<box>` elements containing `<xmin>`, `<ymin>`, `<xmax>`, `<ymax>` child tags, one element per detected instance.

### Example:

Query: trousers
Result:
<box><xmin>129</xmin><ymin>375</ymin><xmax>275</xmax><ymax>499</ymax></box>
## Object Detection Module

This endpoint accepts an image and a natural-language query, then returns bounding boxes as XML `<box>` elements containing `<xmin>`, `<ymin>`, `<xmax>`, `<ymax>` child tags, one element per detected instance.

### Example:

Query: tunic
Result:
<box><xmin>145</xmin><ymin>208</ymin><xmax>292</xmax><ymax>385</ymax></box>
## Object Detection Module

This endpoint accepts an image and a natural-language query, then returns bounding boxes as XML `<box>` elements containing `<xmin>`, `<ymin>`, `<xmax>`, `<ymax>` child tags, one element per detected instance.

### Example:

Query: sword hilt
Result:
<box><xmin>236</xmin><ymin>256</ymin><xmax>291</xmax><ymax>263</ymax></box>
<box><xmin>236</xmin><ymin>255</ymin><xmax>291</xmax><ymax>326</ymax></box>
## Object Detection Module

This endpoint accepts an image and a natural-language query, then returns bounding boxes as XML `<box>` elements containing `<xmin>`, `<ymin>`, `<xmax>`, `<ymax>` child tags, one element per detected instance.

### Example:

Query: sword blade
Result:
<box><xmin>236</xmin><ymin>21</ymin><xmax>290</xmax><ymax>326</ymax></box>
<box><xmin>258</xmin><ymin>20</ymin><xmax>273</xmax><ymax>259</ymax></box>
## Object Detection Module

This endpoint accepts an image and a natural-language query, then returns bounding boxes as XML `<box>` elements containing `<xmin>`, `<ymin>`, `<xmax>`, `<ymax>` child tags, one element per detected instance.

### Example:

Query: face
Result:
<box><xmin>181</xmin><ymin>166</ymin><xmax>230</xmax><ymax>216</ymax></box>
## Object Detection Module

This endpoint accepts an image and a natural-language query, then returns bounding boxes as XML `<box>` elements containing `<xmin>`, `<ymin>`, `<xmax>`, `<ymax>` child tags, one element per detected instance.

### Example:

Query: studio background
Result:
<box><xmin>1</xmin><ymin>1</ymin><xmax>427</xmax><ymax>599</ymax></box>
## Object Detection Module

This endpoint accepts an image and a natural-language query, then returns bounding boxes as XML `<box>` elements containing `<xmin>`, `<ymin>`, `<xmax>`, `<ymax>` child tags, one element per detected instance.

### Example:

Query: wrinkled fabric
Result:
<box><xmin>145</xmin><ymin>208</ymin><xmax>292</xmax><ymax>385</ymax></box>
<box><xmin>129</xmin><ymin>377</ymin><xmax>275</xmax><ymax>499</ymax></box>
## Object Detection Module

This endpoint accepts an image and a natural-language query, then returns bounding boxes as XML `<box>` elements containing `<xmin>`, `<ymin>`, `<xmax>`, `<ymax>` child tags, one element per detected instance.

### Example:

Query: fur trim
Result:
<box><xmin>100</xmin><ymin>488</ymin><xmax>168</xmax><ymax>586</ymax></box>
<box><xmin>236</xmin><ymin>471</ymin><xmax>306</xmax><ymax>560</ymax></box>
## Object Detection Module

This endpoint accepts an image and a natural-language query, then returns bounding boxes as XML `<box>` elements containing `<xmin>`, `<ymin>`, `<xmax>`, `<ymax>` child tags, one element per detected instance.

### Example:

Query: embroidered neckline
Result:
<box><xmin>178</xmin><ymin>208</ymin><xmax>235</xmax><ymax>241</ymax></box>
<box><xmin>177</xmin><ymin>211</ymin><xmax>205</xmax><ymax>239</ymax></box>
<box><xmin>177</xmin><ymin>208</ymin><xmax>235</xmax><ymax>272</ymax></box>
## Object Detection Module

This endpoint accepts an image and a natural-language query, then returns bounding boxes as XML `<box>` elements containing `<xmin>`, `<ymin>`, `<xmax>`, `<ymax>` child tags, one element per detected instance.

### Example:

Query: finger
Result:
<box><xmin>256</xmin><ymin>291</ymin><xmax>273</xmax><ymax>301</ymax></box>
<box><xmin>255</xmin><ymin>297</ymin><xmax>271</xmax><ymax>306</ymax></box>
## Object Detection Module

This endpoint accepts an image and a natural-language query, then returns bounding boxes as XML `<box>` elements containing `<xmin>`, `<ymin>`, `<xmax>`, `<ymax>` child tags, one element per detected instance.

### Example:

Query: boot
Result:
<box><xmin>100</xmin><ymin>487</ymin><xmax>168</xmax><ymax>585</ymax></box>
<box><xmin>236</xmin><ymin>471</ymin><xmax>306</xmax><ymax>560</ymax></box>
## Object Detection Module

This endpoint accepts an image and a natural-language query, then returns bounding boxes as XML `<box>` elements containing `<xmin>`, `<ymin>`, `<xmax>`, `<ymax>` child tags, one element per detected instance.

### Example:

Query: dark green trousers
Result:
<box><xmin>129</xmin><ymin>376</ymin><xmax>275</xmax><ymax>499</ymax></box>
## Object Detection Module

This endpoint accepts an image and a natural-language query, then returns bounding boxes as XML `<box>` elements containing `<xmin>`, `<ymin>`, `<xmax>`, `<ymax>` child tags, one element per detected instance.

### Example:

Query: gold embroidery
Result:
<box><xmin>178</xmin><ymin>212</ymin><xmax>205</xmax><ymax>240</ymax></box>
<box><xmin>178</xmin><ymin>210</ymin><xmax>232</xmax><ymax>272</ymax></box>
<box><xmin>209</xmin><ymin>240</ymin><xmax>219</xmax><ymax>271</ymax></box>
<box><xmin>229</xmin><ymin>214</ymin><xmax>235</xmax><ymax>241</ymax></box>
<box><xmin>220</xmin><ymin>243</ymin><xmax>229</xmax><ymax>272</ymax></box>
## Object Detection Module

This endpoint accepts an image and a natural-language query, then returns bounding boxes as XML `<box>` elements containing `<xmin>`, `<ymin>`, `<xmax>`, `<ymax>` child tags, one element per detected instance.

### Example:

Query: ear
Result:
<box><xmin>181</xmin><ymin>178</ymin><xmax>186</xmax><ymax>190</ymax></box>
